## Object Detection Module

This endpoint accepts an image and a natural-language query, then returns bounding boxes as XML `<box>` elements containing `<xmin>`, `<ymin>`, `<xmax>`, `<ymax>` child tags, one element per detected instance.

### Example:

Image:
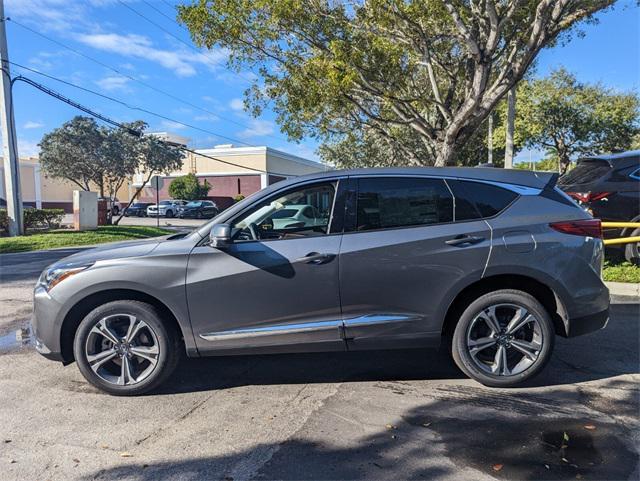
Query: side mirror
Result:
<box><xmin>209</xmin><ymin>224</ymin><xmax>232</xmax><ymax>248</ymax></box>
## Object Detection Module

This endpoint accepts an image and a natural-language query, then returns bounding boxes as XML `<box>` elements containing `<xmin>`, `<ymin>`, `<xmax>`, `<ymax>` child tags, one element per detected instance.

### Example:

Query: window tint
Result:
<box><xmin>356</xmin><ymin>177</ymin><xmax>453</xmax><ymax>231</ymax></box>
<box><xmin>231</xmin><ymin>182</ymin><xmax>336</xmax><ymax>240</ymax></box>
<box><xmin>448</xmin><ymin>180</ymin><xmax>518</xmax><ymax>219</ymax></box>
<box><xmin>558</xmin><ymin>160</ymin><xmax>611</xmax><ymax>186</ymax></box>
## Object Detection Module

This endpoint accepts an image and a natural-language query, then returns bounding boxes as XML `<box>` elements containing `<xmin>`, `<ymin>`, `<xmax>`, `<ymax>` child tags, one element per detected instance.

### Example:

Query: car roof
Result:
<box><xmin>278</xmin><ymin>166</ymin><xmax>557</xmax><ymax>190</ymax></box>
<box><xmin>579</xmin><ymin>150</ymin><xmax>640</xmax><ymax>167</ymax></box>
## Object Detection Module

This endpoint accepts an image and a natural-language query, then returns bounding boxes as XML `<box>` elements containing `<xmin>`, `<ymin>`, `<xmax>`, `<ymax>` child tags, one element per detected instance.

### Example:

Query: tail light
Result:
<box><xmin>550</xmin><ymin>219</ymin><xmax>602</xmax><ymax>239</ymax></box>
<box><xmin>566</xmin><ymin>192</ymin><xmax>611</xmax><ymax>203</ymax></box>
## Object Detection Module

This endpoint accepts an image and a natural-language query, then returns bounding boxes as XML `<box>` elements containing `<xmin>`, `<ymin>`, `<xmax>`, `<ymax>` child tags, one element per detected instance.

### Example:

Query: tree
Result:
<box><xmin>179</xmin><ymin>0</ymin><xmax>614</xmax><ymax>167</ymax></box>
<box><xmin>497</xmin><ymin>68</ymin><xmax>640</xmax><ymax>173</ymax></box>
<box><xmin>168</xmin><ymin>173</ymin><xmax>211</xmax><ymax>201</ymax></box>
<box><xmin>113</xmin><ymin>135</ymin><xmax>184</xmax><ymax>224</ymax></box>
<box><xmin>39</xmin><ymin>117</ymin><xmax>104</xmax><ymax>193</ymax></box>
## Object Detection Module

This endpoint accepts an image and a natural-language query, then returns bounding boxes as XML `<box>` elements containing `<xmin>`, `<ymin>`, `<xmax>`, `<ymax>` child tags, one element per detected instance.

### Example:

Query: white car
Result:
<box><xmin>146</xmin><ymin>200</ymin><xmax>187</xmax><ymax>218</ymax></box>
<box><xmin>269</xmin><ymin>204</ymin><xmax>327</xmax><ymax>229</ymax></box>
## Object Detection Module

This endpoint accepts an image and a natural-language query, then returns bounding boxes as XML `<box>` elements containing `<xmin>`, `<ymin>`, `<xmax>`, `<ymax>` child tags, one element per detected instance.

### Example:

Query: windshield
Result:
<box><xmin>271</xmin><ymin>208</ymin><xmax>299</xmax><ymax>219</ymax></box>
<box><xmin>132</xmin><ymin>203</ymin><xmax>147</xmax><ymax>208</ymax></box>
<box><xmin>559</xmin><ymin>160</ymin><xmax>611</xmax><ymax>186</ymax></box>
<box><xmin>186</xmin><ymin>201</ymin><xmax>202</xmax><ymax>207</ymax></box>
<box><xmin>159</xmin><ymin>200</ymin><xmax>171</xmax><ymax>205</ymax></box>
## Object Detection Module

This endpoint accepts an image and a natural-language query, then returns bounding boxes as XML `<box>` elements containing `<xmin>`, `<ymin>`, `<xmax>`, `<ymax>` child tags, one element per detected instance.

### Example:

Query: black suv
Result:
<box><xmin>558</xmin><ymin>150</ymin><xmax>640</xmax><ymax>262</ymax></box>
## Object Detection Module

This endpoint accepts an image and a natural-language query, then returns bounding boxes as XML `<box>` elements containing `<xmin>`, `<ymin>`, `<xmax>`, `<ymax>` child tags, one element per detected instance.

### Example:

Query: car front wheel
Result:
<box><xmin>451</xmin><ymin>289</ymin><xmax>554</xmax><ymax>387</ymax></box>
<box><xmin>165</xmin><ymin>209</ymin><xmax>174</xmax><ymax>218</ymax></box>
<box><xmin>73</xmin><ymin>300</ymin><xmax>180</xmax><ymax>396</ymax></box>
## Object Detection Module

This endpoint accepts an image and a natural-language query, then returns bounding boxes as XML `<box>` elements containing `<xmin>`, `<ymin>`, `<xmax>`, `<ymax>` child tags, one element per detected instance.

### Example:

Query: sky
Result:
<box><xmin>4</xmin><ymin>0</ymin><xmax>639</xmax><ymax>165</ymax></box>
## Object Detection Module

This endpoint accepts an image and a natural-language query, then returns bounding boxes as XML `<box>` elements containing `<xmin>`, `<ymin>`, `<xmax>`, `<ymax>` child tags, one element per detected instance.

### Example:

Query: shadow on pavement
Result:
<box><xmin>81</xmin><ymin>381</ymin><xmax>638</xmax><ymax>481</ymax></box>
<box><xmin>156</xmin><ymin>302</ymin><xmax>638</xmax><ymax>396</ymax></box>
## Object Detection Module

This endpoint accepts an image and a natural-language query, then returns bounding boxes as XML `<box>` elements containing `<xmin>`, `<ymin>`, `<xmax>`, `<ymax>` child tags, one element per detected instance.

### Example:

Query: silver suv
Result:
<box><xmin>33</xmin><ymin>168</ymin><xmax>609</xmax><ymax>395</ymax></box>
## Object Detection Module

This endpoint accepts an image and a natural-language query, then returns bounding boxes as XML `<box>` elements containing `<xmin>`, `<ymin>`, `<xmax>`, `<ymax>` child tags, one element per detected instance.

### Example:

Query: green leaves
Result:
<box><xmin>168</xmin><ymin>173</ymin><xmax>211</xmax><ymax>201</ymax></box>
<box><xmin>179</xmin><ymin>1</ymin><xmax>615</xmax><ymax>167</ymax></box>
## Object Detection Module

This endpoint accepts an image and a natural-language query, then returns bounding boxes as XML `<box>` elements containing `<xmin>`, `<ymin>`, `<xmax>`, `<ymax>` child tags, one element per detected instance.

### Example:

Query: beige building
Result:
<box><xmin>1</xmin><ymin>139</ymin><xmax>328</xmax><ymax>212</ymax></box>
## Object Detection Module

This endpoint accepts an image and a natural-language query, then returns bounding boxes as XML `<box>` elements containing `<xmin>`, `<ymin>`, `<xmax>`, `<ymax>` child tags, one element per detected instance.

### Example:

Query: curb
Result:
<box><xmin>605</xmin><ymin>281</ymin><xmax>640</xmax><ymax>298</ymax></box>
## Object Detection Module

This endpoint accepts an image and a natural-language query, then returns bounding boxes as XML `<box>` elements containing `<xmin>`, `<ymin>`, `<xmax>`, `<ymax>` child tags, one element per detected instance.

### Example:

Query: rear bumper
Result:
<box><xmin>566</xmin><ymin>307</ymin><xmax>609</xmax><ymax>337</ymax></box>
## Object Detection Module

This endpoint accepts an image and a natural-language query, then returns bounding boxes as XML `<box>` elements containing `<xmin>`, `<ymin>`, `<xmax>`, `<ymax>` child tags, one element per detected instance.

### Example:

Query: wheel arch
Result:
<box><xmin>441</xmin><ymin>274</ymin><xmax>569</xmax><ymax>341</ymax></box>
<box><xmin>59</xmin><ymin>289</ymin><xmax>187</xmax><ymax>364</ymax></box>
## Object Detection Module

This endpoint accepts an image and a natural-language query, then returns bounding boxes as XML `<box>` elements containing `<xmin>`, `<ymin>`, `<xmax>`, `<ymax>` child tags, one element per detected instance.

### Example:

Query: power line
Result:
<box><xmin>141</xmin><ymin>0</ymin><xmax>179</xmax><ymax>24</ymax></box>
<box><xmin>9</xmin><ymin>60</ymin><xmax>255</xmax><ymax>147</ymax></box>
<box><xmin>115</xmin><ymin>0</ymin><xmax>256</xmax><ymax>85</ymax></box>
<box><xmin>5</xmin><ymin>17</ymin><xmax>287</xmax><ymax>144</ymax></box>
<box><xmin>10</xmin><ymin>71</ymin><xmax>296</xmax><ymax>177</ymax></box>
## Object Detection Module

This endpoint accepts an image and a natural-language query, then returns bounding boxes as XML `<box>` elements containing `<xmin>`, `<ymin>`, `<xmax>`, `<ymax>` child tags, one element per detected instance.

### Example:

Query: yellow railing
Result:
<box><xmin>601</xmin><ymin>222</ymin><xmax>640</xmax><ymax>246</ymax></box>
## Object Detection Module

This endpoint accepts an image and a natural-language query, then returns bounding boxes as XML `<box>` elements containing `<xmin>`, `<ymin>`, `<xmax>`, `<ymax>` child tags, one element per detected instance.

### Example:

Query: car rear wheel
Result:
<box><xmin>73</xmin><ymin>300</ymin><xmax>180</xmax><ymax>396</ymax></box>
<box><xmin>451</xmin><ymin>289</ymin><xmax>554</xmax><ymax>387</ymax></box>
<box><xmin>166</xmin><ymin>209</ymin><xmax>174</xmax><ymax>218</ymax></box>
<box><xmin>624</xmin><ymin>227</ymin><xmax>640</xmax><ymax>265</ymax></box>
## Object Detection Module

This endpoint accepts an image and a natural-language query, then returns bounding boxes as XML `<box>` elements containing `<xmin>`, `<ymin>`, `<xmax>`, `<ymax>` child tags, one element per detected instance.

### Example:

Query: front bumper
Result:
<box><xmin>32</xmin><ymin>285</ymin><xmax>66</xmax><ymax>362</ymax></box>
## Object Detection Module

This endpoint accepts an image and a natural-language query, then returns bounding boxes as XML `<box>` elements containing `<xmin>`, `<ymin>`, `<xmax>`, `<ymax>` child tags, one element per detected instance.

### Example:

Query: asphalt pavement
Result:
<box><xmin>0</xmin><ymin>248</ymin><xmax>638</xmax><ymax>481</ymax></box>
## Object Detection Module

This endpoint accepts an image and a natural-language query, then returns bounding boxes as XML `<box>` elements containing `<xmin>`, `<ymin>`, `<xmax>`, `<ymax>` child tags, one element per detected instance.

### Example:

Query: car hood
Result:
<box><xmin>49</xmin><ymin>237</ymin><xmax>166</xmax><ymax>269</ymax></box>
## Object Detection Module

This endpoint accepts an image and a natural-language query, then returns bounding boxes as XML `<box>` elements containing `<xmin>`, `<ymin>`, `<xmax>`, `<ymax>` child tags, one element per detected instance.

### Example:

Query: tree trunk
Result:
<box><xmin>434</xmin><ymin>140</ymin><xmax>456</xmax><ymax>167</ymax></box>
<box><xmin>113</xmin><ymin>172</ymin><xmax>154</xmax><ymax>225</ymax></box>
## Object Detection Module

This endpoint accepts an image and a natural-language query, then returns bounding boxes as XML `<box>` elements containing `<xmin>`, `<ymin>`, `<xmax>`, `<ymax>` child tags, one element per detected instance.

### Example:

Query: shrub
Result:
<box><xmin>23</xmin><ymin>208</ymin><xmax>65</xmax><ymax>230</ymax></box>
<box><xmin>169</xmin><ymin>173</ymin><xmax>211</xmax><ymax>201</ymax></box>
<box><xmin>0</xmin><ymin>209</ymin><xmax>8</xmax><ymax>233</ymax></box>
<box><xmin>234</xmin><ymin>194</ymin><xmax>245</xmax><ymax>203</ymax></box>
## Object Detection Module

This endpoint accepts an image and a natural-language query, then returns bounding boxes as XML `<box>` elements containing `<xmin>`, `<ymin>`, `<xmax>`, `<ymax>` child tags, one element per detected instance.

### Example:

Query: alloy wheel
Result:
<box><xmin>465</xmin><ymin>303</ymin><xmax>543</xmax><ymax>377</ymax></box>
<box><xmin>84</xmin><ymin>314</ymin><xmax>160</xmax><ymax>386</ymax></box>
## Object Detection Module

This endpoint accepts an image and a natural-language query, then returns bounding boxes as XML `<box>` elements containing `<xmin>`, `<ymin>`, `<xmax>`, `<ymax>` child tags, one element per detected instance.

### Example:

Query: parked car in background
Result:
<box><xmin>256</xmin><ymin>204</ymin><xmax>327</xmax><ymax>230</ymax></box>
<box><xmin>558</xmin><ymin>150</ymin><xmax>640</xmax><ymax>262</ymax></box>
<box><xmin>32</xmin><ymin>167</ymin><xmax>609</xmax><ymax>395</ymax></box>
<box><xmin>123</xmin><ymin>202</ymin><xmax>153</xmax><ymax>217</ymax></box>
<box><xmin>98</xmin><ymin>197</ymin><xmax>122</xmax><ymax>216</ymax></box>
<box><xmin>179</xmin><ymin>200</ymin><xmax>218</xmax><ymax>219</ymax></box>
<box><xmin>146</xmin><ymin>200</ymin><xmax>186</xmax><ymax>218</ymax></box>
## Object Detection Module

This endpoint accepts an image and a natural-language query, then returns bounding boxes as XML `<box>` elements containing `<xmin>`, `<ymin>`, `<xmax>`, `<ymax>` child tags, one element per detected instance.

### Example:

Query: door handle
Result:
<box><xmin>445</xmin><ymin>235</ymin><xmax>484</xmax><ymax>247</ymax></box>
<box><xmin>296</xmin><ymin>252</ymin><xmax>336</xmax><ymax>265</ymax></box>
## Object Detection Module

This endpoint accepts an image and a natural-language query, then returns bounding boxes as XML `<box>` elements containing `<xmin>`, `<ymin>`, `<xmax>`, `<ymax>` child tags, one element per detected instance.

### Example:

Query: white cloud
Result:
<box><xmin>229</xmin><ymin>98</ymin><xmax>245</xmax><ymax>111</ymax></box>
<box><xmin>23</xmin><ymin>121</ymin><xmax>45</xmax><ymax>129</ymax></box>
<box><xmin>194</xmin><ymin>114</ymin><xmax>220</xmax><ymax>122</ymax></box>
<box><xmin>17</xmin><ymin>139</ymin><xmax>40</xmax><ymax>157</ymax></box>
<box><xmin>237</xmin><ymin>118</ymin><xmax>275</xmax><ymax>139</ymax></box>
<box><xmin>95</xmin><ymin>75</ymin><xmax>131</xmax><ymax>91</ymax></box>
<box><xmin>160</xmin><ymin>120</ymin><xmax>187</xmax><ymax>131</ymax></box>
<box><xmin>76</xmin><ymin>32</ymin><xmax>228</xmax><ymax>78</ymax></box>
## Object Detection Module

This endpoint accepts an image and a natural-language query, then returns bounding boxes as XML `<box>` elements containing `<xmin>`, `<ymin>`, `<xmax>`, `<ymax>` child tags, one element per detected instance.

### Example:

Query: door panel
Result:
<box><xmin>339</xmin><ymin>221</ymin><xmax>491</xmax><ymax>348</ymax></box>
<box><xmin>187</xmin><ymin>179</ymin><xmax>346</xmax><ymax>355</ymax></box>
<box><xmin>188</xmin><ymin>235</ymin><xmax>344</xmax><ymax>353</ymax></box>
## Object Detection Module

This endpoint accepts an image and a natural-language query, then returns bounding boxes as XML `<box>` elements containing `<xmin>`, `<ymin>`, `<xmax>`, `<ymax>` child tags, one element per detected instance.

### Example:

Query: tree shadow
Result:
<box><xmin>82</xmin><ymin>381</ymin><xmax>638</xmax><ymax>481</ymax></box>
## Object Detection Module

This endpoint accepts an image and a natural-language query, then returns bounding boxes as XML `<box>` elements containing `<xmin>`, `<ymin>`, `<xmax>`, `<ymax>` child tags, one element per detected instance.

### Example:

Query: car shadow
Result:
<box><xmin>156</xmin><ymin>302</ymin><xmax>638</xmax><ymax>396</ymax></box>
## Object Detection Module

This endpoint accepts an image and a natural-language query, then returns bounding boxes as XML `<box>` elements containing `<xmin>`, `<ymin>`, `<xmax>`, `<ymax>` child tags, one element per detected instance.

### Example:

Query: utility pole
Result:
<box><xmin>487</xmin><ymin>113</ymin><xmax>493</xmax><ymax>165</ymax></box>
<box><xmin>504</xmin><ymin>87</ymin><xmax>516</xmax><ymax>169</ymax></box>
<box><xmin>0</xmin><ymin>1</ymin><xmax>23</xmax><ymax>236</ymax></box>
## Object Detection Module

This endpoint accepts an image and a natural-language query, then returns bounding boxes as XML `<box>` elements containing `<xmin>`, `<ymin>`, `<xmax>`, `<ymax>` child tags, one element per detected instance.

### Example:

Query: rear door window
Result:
<box><xmin>447</xmin><ymin>180</ymin><xmax>518</xmax><ymax>219</ymax></box>
<box><xmin>356</xmin><ymin>177</ymin><xmax>453</xmax><ymax>231</ymax></box>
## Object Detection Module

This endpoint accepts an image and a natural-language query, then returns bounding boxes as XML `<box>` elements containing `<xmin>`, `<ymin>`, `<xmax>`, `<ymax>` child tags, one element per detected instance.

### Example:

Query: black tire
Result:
<box><xmin>451</xmin><ymin>289</ymin><xmax>555</xmax><ymax>387</ymax></box>
<box><xmin>112</xmin><ymin>206</ymin><xmax>119</xmax><ymax>215</ymax></box>
<box><xmin>166</xmin><ymin>209</ymin><xmax>174</xmax><ymax>218</ymax></box>
<box><xmin>73</xmin><ymin>300</ymin><xmax>180</xmax><ymax>396</ymax></box>
<box><xmin>624</xmin><ymin>228</ymin><xmax>640</xmax><ymax>265</ymax></box>
<box><xmin>196</xmin><ymin>211</ymin><xmax>203</xmax><ymax>219</ymax></box>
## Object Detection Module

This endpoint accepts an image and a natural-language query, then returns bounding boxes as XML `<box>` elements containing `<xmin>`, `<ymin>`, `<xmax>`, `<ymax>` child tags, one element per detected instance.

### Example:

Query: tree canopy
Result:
<box><xmin>179</xmin><ymin>0</ymin><xmax>614</xmax><ymax>167</ymax></box>
<box><xmin>39</xmin><ymin>116</ymin><xmax>184</xmax><ymax>222</ymax></box>
<box><xmin>495</xmin><ymin>68</ymin><xmax>639</xmax><ymax>173</ymax></box>
<box><xmin>168</xmin><ymin>173</ymin><xmax>211</xmax><ymax>201</ymax></box>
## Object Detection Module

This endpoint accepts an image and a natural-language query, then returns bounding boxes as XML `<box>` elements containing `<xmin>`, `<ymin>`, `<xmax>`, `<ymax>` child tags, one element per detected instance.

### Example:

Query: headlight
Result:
<box><xmin>38</xmin><ymin>264</ymin><xmax>93</xmax><ymax>292</ymax></box>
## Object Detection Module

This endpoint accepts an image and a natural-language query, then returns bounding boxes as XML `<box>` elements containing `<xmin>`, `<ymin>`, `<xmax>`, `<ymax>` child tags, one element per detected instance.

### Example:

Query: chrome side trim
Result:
<box><xmin>468</xmin><ymin>179</ymin><xmax>542</xmax><ymax>196</ymax></box>
<box><xmin>200</xmin><ymin>319</ymin><xmax>342</xmax><ymax>341</ymax></box>
<box><xmin>342</xmin><ymin>314</ymin><xmax>412</xmax><ymax>327</ymax></box>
